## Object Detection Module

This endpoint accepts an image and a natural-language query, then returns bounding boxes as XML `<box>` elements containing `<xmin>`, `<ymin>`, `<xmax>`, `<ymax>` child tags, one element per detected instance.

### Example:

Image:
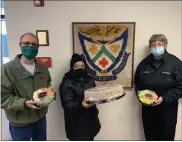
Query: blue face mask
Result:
<box><xmin>151</xmin><ymin>47</ymin><xmax>165</xmax><ymax>57</ymax></box>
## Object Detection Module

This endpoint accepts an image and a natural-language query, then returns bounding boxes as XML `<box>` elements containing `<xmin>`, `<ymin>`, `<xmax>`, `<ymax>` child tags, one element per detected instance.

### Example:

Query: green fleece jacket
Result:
<box><xmin>1</xmin><ymin>54</ymin><xmax>52</xmax><ymax>127</ymax></box>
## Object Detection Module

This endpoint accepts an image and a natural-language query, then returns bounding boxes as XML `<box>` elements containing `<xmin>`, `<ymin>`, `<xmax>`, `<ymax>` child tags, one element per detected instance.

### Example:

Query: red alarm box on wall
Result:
<box><xmin>36</xmin><ymin>57</ymin><xmax>52</xmax><ymax>68</ymax></box>
<box><xmin>34</xmin><ymin>0</ymin><xmax>44</xmax><ymax>7</ymax></box>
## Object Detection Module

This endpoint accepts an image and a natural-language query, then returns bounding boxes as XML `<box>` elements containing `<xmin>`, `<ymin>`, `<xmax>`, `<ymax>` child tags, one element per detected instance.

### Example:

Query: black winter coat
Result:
<box><xmin>59</xmin><ymin>71</ymin><xmax>101</xmax><ymax>139</ymax></box>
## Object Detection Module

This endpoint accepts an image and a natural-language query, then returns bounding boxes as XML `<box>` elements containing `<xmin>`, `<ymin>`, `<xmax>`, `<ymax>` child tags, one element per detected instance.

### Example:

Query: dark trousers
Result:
<box><xmin>142</xmin><ymin>104</ymin><xmax>178</xmax><ymax>141</ymax></box>
<box><xmin>69</xmin><ymin>137</ymin><xmax>94</xmax><ymax>141</ymax></box>
<box><xmin>9</xmin><ymin>117</ymin><xmax>47</xmax><ymax>141</ymax></box>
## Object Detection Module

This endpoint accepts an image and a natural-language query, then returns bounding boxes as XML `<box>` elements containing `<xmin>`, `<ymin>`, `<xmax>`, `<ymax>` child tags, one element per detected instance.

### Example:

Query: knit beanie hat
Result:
<box><xmin>70</xmin><ymin>53</ymin><xmax>86</xmax><ymax>71</ymax></box>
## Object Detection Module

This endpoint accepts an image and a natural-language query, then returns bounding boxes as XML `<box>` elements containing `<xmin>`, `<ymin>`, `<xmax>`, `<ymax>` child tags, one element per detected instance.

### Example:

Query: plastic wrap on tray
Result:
<box><xmin>84</xmin><ymin>84</ymin><xmax>125</xmax><ymax>104</ymax></box>
<box><xmin>33</xmin><ymin>88</ymin><xmax>56</xmax><ymax>108</ymax></box>
<box><xmin>137</xmin><ymin>89</ymin><xmax>158</xmax><ymax>106</ymax></box>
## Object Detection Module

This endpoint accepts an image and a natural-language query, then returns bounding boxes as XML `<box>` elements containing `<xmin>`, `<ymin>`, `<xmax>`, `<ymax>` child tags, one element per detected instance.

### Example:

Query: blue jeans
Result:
<box><xmin>9</xmin><ymin>117</ymin><xmax>47</xmax><ymax>141</ymax></box>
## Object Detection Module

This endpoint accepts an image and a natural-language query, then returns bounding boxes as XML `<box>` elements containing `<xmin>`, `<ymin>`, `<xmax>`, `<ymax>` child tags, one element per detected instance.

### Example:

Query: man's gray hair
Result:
<box><xmin>20</xmin><ymin>32</ymin><xmax>39</xmax><ymax>43</ymax></box>
<box><xmin>149</xmin><ymin>34</ymin><xmax>168</xmax><ymax>47</ymax></box>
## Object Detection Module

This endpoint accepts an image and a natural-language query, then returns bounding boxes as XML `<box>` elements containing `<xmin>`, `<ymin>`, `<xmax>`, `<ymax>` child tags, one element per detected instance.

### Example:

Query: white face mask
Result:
<box><xmin>151</xmin><ymin>46</ymin><xmax>165</xmax><ymax>56</ymax></box>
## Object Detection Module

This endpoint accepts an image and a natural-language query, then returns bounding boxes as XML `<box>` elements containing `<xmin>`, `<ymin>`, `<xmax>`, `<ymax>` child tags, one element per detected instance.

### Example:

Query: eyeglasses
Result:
<box><xmin>20</xmin><ymin>42</ymin><xmax>39</xmax><ymax>47</ymax></box>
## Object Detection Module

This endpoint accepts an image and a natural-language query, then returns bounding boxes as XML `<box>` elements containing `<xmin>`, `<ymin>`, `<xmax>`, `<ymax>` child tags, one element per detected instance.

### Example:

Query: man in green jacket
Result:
<box><xmin>1</xmin><ymin>32</ymin><xmax>51</xmax><ymax>141</ymax></box>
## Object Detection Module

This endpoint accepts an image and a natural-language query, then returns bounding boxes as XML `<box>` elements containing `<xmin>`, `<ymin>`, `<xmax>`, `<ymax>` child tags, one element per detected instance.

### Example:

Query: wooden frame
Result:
<box><xmin>36</xmin><ymin>30</ymin><xmax>49</xmax><ymax>46</ymax></box>
<box><xmin>72</xmin><ymin>22</ymin><xmax>135</xmax><ymax>88</ymax></box>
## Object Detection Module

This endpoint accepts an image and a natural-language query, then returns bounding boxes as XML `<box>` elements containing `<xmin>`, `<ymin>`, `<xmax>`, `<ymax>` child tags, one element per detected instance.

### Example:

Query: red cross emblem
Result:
<box><xmin>99</xmin><ymin>58</ymin><xmax>109</xmax><ymax>68</ymax></box>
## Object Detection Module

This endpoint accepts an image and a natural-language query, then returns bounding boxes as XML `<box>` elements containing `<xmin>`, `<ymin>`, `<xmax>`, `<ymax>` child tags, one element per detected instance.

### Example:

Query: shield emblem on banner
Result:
<box><xmin>78</xmin><ymin>27</ymin><xmax>130</xmax><ymax>82</ymax></box>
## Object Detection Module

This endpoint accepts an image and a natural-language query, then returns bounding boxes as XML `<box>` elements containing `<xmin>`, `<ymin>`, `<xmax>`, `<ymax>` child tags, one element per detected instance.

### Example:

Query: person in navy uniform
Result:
<box><xmin>134</xmin><ymin>34</ymin><xmax>182</xmax><ymax>141</ymax></box>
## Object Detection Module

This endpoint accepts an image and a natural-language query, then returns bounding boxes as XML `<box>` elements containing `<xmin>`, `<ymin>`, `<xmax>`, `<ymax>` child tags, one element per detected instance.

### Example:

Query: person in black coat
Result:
<box><xmin>134</xmin><ymin>34</ymin><xmax>182</xmax><ymax>141</ymax></box>
<box><xmin>59</xmin><ymin>54</ymin><xmax>101</xmax><ymax>141</ymax></box>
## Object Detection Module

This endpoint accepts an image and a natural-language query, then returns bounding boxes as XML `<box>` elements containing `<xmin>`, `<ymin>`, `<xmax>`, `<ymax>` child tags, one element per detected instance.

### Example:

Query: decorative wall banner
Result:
<box><xmin>72</xmin><ymin>22</ymin><xmax>135</xmax><ymax>88</ymax></box>
<box><xmin>36</xmin><ymin>57</ymin><xmax>52</xmax><ymax>68</ymax></box>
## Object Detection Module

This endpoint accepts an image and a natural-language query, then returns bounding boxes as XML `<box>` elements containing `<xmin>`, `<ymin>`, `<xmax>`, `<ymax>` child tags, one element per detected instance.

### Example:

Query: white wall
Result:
<box><xmin>2</xmin><ymin>1</ymin><xmax>182</xmax><ymax>140</ymax></box>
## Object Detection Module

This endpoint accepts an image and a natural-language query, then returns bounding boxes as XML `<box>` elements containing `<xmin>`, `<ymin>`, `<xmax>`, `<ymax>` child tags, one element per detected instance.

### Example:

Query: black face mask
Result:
<box><xmin>73</xmin><ymin>69</ymin><xmax>87</xmax><ymax>78</ymax></box>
